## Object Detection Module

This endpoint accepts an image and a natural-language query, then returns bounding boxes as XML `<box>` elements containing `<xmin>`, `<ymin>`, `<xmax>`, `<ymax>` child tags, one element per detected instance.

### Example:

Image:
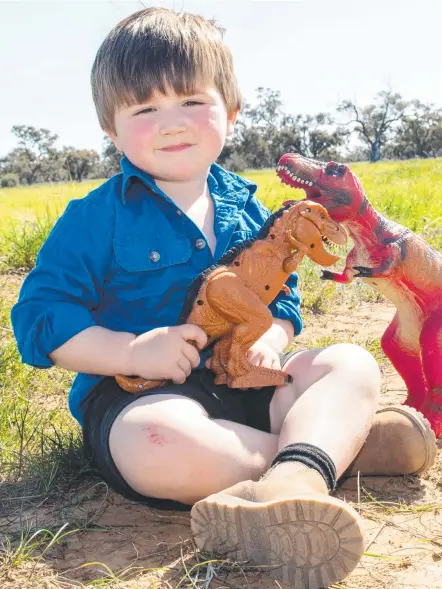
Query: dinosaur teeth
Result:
<box><xmin>276</xmin><ymin>166</ymin><xmax>314</xmax><ymax>187</ymax></box>
<box><xmin>322</xmin><ymin>236</ymin><xmax>335</xmax><ymax>249</ymax></box>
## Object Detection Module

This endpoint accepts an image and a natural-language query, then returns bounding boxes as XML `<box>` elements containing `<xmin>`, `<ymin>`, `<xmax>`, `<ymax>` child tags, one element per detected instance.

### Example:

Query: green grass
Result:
<box><xmin>0</xmin><ymin>180</ymin><xmax>103</xmax><ymax>228</ymax></box>
<box><xmin>0</xmin><ymin>159</ymin><xmax>441</xmax><ymax>588</ymax></box>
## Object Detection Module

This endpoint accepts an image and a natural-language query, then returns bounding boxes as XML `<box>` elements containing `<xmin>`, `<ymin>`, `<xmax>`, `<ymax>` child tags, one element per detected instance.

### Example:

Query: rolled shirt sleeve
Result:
<box><xmin>269</xmin><ymin>272</ymin><xmax>303</xmax><ymax>335</ymax></box>
<box><xmin>11</xmin><ymin>197</ymin><xmax>113</xmax><ymax>368</ymax></box>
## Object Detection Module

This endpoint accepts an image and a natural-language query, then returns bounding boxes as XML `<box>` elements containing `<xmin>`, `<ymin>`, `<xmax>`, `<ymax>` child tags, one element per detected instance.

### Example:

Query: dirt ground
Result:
<box><xmin>2</xmin><ymin>297</ymin><xmax>442</xmax><ymax>589</ymax></box>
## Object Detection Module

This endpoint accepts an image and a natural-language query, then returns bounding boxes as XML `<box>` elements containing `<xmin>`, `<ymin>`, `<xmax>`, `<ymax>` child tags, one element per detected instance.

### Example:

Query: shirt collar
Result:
<box><xmin>120</xmin><ymin>157</ymin><xmax>165</xmax><ymax>204</ymax></box>
<box><xmin>119</xmin><ymin>156</ymin><xmax>257</xmax><ymax>205</ymax></box>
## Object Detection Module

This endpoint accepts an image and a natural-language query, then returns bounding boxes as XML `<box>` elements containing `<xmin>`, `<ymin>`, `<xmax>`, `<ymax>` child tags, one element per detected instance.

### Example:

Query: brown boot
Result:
<box><xmin>191</xmin><ymin>462</ymin><xmax>365</xmax><ymax>589</ymax></box>
<box><xmin>345</xmin><ymin>406</ymin><xmax>438</xmax><ymax>477</ymax></box>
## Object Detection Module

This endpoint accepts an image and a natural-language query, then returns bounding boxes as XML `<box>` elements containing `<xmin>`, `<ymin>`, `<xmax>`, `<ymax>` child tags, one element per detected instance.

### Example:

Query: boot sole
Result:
<box><xmin>377</xmin><ymin>406</ymin><xmax>438</xmax><ymax>474</ymax></box>
<box><xmin>191</xmin><ymin>492</ymin><xmax>364</xmax><ymax>589</ymax></box>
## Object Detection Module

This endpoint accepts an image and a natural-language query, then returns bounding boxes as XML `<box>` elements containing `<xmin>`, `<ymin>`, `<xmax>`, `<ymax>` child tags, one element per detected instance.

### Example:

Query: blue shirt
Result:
<box><xmin>11</xmin><ymin>157</ymin><xmax>302</xmax><ymax>425</ymax></box>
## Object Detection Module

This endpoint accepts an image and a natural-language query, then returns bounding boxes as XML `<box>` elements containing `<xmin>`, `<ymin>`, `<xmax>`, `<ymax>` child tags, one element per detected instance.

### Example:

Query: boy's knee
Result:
<box><xmin>327</xmin><ymin>343</ymin><xmax>381</xmax><ymax>397</ymax></box>
<box><xmin>109</xmin><ymin>406</ymin><xmax>203</xmax><ymax>502</ymax></box>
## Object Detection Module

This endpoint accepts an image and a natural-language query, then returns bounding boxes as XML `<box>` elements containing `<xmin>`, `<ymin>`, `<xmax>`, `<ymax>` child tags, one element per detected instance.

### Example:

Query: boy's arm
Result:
<box><xmin>11</xmin><ymin>197</ymin><xmax>116</xmax><ymax>373</ymax></box>
<box><xmin>258</xmin><ymin>318</ymin><xmax>294</xmax><ymax>354</ymax></box>
<box><xmin>49</xmin><ymin>326</ymin><xmax>136</xmax><ymax>375</ymax></box>
<box><xmin>268</xmin><ymin>272</ymin><xmax>302</xmax><ymax>342</ymax></box>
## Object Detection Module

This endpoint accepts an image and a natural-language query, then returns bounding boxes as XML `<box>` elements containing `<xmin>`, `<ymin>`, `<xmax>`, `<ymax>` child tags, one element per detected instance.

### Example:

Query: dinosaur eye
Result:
<box><xmin>305</xmin><ymin>207</ymin><xmax>311</xmax><ymax>213</ymax></box>
<box><xmin>320</xmin><ymin>213</ymin><xmax>325</xmax><ymax>219</ymax></box>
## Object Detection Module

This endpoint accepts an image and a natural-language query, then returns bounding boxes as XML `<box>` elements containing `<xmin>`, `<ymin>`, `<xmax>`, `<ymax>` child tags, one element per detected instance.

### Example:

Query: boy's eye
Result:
<box><xmin>134</xmin><ymin>107</ymin><xmax>156</xmax><ymax>115</ymax></box>
<box><xmin>183</xmin><ymin>100</ymin><xmax>203</xmax><ymax>107</ymax></box>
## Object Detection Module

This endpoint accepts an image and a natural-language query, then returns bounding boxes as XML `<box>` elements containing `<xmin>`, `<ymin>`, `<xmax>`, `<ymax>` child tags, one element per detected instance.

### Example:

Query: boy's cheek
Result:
<box><xmin>191</xmin><ymin>108</ymin><xmax>223</xmax><ymax>130</ymax></box>
<box><xmin>198</xmin><ymin>118</ymin><xmax>229</xmax><ymax>147</ymax></box>
<box><xmin>125</xmin><ymin>118</ymin><xmax>156</xmax><ymax>142</ymax></box>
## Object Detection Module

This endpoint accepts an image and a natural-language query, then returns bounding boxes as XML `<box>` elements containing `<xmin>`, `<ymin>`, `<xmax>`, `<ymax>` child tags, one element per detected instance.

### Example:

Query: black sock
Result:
<box><xmin>266</xmin><ymin>442</ymin><xmax>337</xmax><ymax>492</ymax></box>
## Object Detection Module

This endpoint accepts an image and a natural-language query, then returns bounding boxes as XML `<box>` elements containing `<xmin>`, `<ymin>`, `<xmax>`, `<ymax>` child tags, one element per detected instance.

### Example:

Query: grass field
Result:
<box><xmin>1</xmin><ymin>159</ymin><xmax>442</xmax><ymax>244</ymax></box>
<box><xmin>0</xmin><ymin>158</ymin><xmax>441</xmax><ymax>588</ymax></box>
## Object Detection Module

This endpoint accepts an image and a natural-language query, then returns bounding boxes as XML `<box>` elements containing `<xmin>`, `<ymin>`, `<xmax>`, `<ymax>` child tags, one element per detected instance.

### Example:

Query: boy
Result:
<box><xmin>11</xmin><ymin>8</ymin><xmax>436</xmax><ymax>589</ymax></box>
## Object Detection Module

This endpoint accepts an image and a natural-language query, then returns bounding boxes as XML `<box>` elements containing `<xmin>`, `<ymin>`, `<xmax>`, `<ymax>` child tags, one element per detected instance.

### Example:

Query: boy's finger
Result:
<box><xmin>170</xmin><ymin>366</ymin><xmax>187</xmax><ymax>385</ymax></box>
<box><xmin>176</xmin><ymin>324</ymin><xmax>208</xmax><ymax>350</ymax></box>
<box><xmin>178</xmin><ymin>356</ymin><xmax>192</xmax><ymax>377</ymax></box>
<box><xmin>182</xmin><ymin>342</ymin><xmax>201</xmax><ymax>369</ymax></box>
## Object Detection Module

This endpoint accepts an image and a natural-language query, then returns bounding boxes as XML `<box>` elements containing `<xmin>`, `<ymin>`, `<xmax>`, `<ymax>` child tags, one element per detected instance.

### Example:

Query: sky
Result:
<box><xmin>1</xmin><ymin>0</ymin><xmax>441</xmax><ymax>157</ymax></box>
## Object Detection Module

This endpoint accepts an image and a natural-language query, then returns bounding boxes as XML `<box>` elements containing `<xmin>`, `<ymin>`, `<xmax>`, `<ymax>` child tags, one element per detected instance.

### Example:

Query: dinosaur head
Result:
<box><xmin>277</xmin><ymin>153</ymin><xmax>366</xmax><ymax>223</ymax></box>
<box><xmin>285</xmin><ymin>200</ymin><xmax>347</xmax><ymax>266</ymax></box>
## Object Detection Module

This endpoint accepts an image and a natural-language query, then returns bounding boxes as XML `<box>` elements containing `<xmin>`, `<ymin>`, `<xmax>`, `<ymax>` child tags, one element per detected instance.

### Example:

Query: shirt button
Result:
<box><xmin>195</xmin><ymin>238</ymin><xmax>206</xmax><ymax>250</ymax></box>
<box><xmin>176</xmin><ymin>209</ymin><xmax>183</xmax><ymax>216</ymax></box>
<box><xmin>149</xmin><ymin>251</ymin><xmax>160</xmax><ymax>262</ymax></box>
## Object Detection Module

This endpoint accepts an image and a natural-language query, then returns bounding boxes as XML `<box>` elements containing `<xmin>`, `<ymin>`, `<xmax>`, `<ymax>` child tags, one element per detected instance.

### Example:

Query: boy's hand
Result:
<box><xmin>127</xmin><ymin>325</ymin><xmax>207</xmax><ymax>385</ymax></box>
<box><xmin>244</xmin><ymin>340</ymin><xmax>282</xmax><ymax>389</ymax></box>
<box><xmin>246</xmin><ymin>340</ymin><xmax>281</xmax><ymax>373</ymax></box>
<box><xmin>205</xmin><ymin>340</ymin><xmax>281</xmax><ymax>389</ymax></box>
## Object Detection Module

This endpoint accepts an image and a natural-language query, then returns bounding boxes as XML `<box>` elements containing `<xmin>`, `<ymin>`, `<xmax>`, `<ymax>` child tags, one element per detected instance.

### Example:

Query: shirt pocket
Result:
<box><xmin>111</xmin><ymin>233</ymin><xmax>193</xmax><ymax>303</ymax></box>
<box><xmin>113</xmin><ymin>234</ymin><xmax>192</xmax><ymax>272</ymax></box>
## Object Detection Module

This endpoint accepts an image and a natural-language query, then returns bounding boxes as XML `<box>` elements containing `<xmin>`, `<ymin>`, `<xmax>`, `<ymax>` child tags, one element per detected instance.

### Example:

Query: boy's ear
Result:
<box><xmin>226</xmin><ymin>110</ymin><xmax>239</xmax><ymax>137</ymax></box>
<box><xmin>106</xmin><ymin>130</ymin><xmax>122</xmax><ymax>152</ymax></box>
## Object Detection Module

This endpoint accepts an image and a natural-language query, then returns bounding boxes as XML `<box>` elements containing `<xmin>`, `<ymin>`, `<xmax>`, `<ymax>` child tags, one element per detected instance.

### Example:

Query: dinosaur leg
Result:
<box><xmin>211</xmin><ymin>336</ymin><xmax>231</xmax><ymax>385</ymax></box>
<box><xmin>227</xmin><ymin>318</ymin><xmax>291</xmax><ymax>388</ymax></box>
<box><xmin>206</xmin><ymin>273</ymin><xmax>290</xmax><ymax>388</ymax></box>
<box><xmin>381</xmin><ymin>313</ymin><xmax>428</xmax><ymax>410</ymax></box>
<box><xmin>419</xmin><ymin>312</ymin><xmax>442</xmax><ymax>438</ymax></box>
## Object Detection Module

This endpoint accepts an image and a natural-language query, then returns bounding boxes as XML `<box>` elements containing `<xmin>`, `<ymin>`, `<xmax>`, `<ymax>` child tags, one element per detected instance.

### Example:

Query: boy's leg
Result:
<box><xmin>191</xmin><ymin>343</ymin><xmax>380</xmax><ymax>589</ymax></box>
<box><xmin>270</xmin><ymin>343</ymin><xmax>380</xmax><ymax>471</ymax></box>
<box><xmin>108</xmin><ymin>393</ymin><xmax>279</xmax><ymax>505</ymax></box>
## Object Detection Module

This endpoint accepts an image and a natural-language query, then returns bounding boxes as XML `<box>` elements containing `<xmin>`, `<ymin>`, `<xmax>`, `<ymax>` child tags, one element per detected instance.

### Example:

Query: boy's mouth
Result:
<box><xmin>159</xmin><ymin>143</ymin><xmax>193</xmax><ymax>152</ymax></box>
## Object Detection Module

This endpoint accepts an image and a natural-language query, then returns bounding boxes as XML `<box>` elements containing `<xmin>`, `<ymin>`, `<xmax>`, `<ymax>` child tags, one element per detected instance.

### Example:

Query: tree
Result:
<box><xmin>389</xmin><ymin>100</ymin><xmax>442</xmax><ymax>159</ymax></box>
<box><xmin>242</xmin><ymin>88</ymin><xmax>286</xmax><ymax>136</ymax></box>
<box><xmin>102</xmin><ymin>135</ymin><xmax>122</xmax><ymax>177</ymax></box>
<box><xmin>338</xmin><ymin>91</ymin><xmax>408</xmax><ymax>162</ymax></box>
<box><xmin>64</xmin><ymin>148</ymin><xmax>100</xmax><ymax>182</ymax></box>
<box><xmin>218</xmin><ymin>107</ymin><xmax>276</xmax><ymax>170</ymax></box>
<box><xmin>218</xmin><ymin>88</ymin><xmax>350</xmax><ymax>169</ymax></box>
<box><xmin>10</xmin><ymin>125</ymin><xmax>59</xmax><ymax>183</ymax></box>
<box><xmin>294</xmin><ymin>113</ymin><xmax>348</xmax><ymax>160</ymax></box>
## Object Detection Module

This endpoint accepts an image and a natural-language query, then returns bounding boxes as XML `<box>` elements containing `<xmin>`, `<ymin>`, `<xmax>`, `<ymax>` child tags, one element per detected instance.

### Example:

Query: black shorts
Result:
<box><xmin>82</xmin><ymin>350</ymin><xmax>300</xmax><ymax>511</ymax></box>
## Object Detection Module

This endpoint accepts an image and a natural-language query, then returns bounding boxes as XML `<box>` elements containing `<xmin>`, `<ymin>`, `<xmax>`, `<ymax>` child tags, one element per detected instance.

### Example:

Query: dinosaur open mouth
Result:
<box><xmin>296</xmin><ymin>210</ymin><xmax>346</xmax><ymax>267</ymax></box>
<box><xmin>322</xmin><ymin>235</ymin><xmax>336</xmax><ymax>250</ymax></box>
<box><xmin>277</xmin><ymin>164</ymin><xmax>321</xmax><ymax>199</ymax></box>
<box><xmin>300</xmin><ymin>225</ymin><xmax>344</xmax><ymax>266</ymax></box>
<box><xmin>321</xmin><ymin>234</ymin><xmax>344</xmax><ymax>257</ymax></box>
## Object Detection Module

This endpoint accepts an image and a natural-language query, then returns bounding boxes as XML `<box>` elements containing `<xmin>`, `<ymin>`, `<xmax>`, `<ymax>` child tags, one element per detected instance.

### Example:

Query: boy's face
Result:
<box><xmin>108</xmin><ymin>85</ymin><xmax>238</xmax><ymax>182</ymax></box>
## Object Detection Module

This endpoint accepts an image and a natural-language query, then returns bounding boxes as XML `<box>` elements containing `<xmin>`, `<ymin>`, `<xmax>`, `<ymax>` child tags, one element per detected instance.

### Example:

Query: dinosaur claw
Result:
<box><xmin>353</xmin><ymin>265</ymin><xmax>373</xmax><ymax>278</ymax></box>
<box><xmin>321</xmin><ymin>270</ymin><xmax>334</xmax><ymax>280</ymax></box>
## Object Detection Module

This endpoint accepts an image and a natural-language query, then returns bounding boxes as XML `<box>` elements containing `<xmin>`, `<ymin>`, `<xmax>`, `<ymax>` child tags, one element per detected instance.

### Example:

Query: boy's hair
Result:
<box><xmin>91</xmin><ymin>7</ymin><xmax>242</xmax><ymax>133</ymax></box>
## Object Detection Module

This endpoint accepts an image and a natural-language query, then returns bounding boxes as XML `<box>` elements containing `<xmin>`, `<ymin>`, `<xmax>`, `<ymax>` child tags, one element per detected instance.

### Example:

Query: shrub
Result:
<box><xmin>0</xmin><ymin>173</ymin><xmax>20</xmax><ymax>188</ymax></box>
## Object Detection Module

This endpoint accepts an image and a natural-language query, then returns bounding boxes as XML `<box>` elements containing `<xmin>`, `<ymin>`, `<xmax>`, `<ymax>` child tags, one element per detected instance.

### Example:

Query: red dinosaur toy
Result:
<box><xmin>277</xmin><ymin>153</ymin><xmax>442</xmax><ymax>438</ymax></box>
<box><xmin>116</xmin><ymin>200</ymin><xmax>346</xmax><ymax>393</ymax></box>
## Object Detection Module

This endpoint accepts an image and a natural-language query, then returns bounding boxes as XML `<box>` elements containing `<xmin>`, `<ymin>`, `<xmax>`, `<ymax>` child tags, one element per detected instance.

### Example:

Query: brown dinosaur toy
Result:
<box><xmin>115</xmin><ymin>200</ymin><xmax>346</xmax><ymax>394</ymax></box>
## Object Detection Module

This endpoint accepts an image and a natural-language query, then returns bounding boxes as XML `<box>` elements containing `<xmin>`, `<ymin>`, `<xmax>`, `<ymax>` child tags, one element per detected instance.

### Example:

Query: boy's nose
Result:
<box><xmin>158</xmin><ymin>111</ymin><xmax>187</xmax><ymax>135</ymax></box>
